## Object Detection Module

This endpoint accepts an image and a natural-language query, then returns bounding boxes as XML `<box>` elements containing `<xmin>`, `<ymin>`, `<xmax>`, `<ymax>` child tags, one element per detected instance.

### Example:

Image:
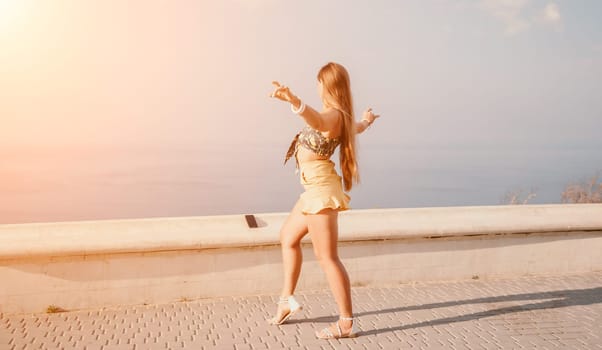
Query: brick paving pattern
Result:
<box><xmin>1</xmin><ymin>271</ymin><xmax>601</xmax><ymax>349</ymax></box>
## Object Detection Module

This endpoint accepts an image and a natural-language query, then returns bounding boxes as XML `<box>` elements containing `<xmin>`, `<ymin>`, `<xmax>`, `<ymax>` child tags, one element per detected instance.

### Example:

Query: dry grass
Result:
<box><xmin>501</xmin><ymin>187</ymin><xmax>537</xmax><ymax>205</ymax></box>
<box><xmin>561</xmin><ymin>172</ymin><xmax>602</xmax><ymax>203</ymax></box>
<box><xmin>46</xmin><ymin>305</ymin><xmax>67</xmax><ymax>313</ymax></box>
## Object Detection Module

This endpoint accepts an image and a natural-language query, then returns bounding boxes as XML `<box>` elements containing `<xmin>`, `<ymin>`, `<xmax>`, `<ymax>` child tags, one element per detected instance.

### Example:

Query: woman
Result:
<box><xmin>267</xmin><ymin>62</ymin><xmax>380</xmax><ymax>339</ymax></box>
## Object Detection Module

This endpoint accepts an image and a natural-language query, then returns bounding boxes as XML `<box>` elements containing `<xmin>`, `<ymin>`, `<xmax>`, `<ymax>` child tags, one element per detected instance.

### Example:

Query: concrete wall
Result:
<box><xmin>1</xmin><ymin>204</ymin><xmax>601</xmax><ymax>314</ymax></box>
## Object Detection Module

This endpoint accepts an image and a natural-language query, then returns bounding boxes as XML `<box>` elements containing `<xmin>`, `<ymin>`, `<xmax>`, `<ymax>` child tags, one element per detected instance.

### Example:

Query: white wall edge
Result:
<box><xmin>1</xmin><ymin>204</ymin><xmax>601</xmax><ymax>260</ymax></box>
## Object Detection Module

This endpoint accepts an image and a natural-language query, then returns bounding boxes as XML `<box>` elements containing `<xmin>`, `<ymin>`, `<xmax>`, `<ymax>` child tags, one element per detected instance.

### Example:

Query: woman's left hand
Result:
<box><xmin>269</xmin><ymin>81</ymin><xmax>296</xmax><ymax>103</ymax></box>
<box><xmin>362</xmin><ymin>108</ymin><xmax>381</xmax><ymax>124</ymax></box>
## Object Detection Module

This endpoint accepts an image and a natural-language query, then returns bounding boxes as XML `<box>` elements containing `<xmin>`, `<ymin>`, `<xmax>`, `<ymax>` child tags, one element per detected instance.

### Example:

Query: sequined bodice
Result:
<box><xmin>284</xmin><ymin>126</ymin><xmax>341</xmax><ymax>167</ymax></box>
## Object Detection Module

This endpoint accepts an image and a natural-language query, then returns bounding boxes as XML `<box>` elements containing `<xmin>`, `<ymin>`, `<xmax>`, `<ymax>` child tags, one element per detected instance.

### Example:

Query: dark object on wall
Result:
<box><xmin>245</xmin><ymin>214</ymin><xmax>258</xmax><ymax>229</ymax></box>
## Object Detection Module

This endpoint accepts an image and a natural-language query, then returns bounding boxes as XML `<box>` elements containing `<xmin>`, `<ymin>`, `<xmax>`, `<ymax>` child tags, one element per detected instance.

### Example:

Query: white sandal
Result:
<box><xmin>266</xmin><ymin>295</ymin><xmax>303</xmax><ymax>325</ymax></box>
<box><xmin>315</xmin><ymin>316</ymin><xmax>359</xmax><ymax>339</ymax></box>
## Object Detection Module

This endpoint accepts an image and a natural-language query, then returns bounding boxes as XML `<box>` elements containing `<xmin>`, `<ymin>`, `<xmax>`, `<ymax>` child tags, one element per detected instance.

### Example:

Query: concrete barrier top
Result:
<box><xmin>1</xmin><ymin>204</ymin><xmax>601</xmax><ymax>260</ymax></box>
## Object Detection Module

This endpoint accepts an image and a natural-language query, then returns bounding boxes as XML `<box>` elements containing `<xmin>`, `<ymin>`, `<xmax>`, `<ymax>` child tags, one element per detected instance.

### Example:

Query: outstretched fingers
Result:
<box><xmin>270</xmin><ymin>81</ymin><xmax>291</xmax><ymax>99</ymax></box>
<box><xmin>367</xmin><ymin>107</ymin><xmax>381</xmax><ymax>120</ymax></box>
<box><xmin>269</xmin><ymin>81</ymin><xmax>281</xmax><ymax>98</ymax></box>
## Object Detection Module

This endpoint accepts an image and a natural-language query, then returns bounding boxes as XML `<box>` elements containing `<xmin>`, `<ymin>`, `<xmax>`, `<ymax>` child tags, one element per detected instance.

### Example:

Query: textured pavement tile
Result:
<box><xmin>1</xmin><ymin>271</ymin><xmax>602</xmax><ymax>350</ymax></box>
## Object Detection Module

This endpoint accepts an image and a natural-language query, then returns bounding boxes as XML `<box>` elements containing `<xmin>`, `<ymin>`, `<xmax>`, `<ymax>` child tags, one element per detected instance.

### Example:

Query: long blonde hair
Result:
<box><xmin>317</xmin><ymin>62</ymin><xmax>359</xmax><ymax>191</ymax></box>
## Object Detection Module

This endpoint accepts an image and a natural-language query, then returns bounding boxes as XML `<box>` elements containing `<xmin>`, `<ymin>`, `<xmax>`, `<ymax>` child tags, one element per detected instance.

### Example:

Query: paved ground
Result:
<box><xmin>2</xmin><ymin>271</ymin><xmax>601</xmax><ymax>350</ymax></box>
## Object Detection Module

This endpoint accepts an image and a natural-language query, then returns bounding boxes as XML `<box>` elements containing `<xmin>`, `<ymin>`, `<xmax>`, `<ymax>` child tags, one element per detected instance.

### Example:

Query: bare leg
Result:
<box><xmin>280</xmin><ymin>199</ymin><xmax>309</xmax><ymax>296</ymax></box>
<box><xmin>307</xmin><ymin>209</ymin><xmax>354</xmax><ymax>335</ymax></box>
<box><xmin>268</xmin><ymin>199</ymin><xmax>308</xmax><ymax>323</ymax></box>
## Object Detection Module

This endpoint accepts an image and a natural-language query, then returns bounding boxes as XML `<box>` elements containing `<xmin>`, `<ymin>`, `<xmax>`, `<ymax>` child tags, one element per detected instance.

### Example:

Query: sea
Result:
<box><xmin>1</xmin><ymin>142</ymin><xmax>600</xmax><ymax>224</ymax></box>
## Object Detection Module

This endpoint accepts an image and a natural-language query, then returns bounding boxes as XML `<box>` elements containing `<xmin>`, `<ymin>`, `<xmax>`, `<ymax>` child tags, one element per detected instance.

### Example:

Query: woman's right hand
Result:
<box><xmin>269</xmin><ymin>81</ymin><xmax>297</xmax><ymax>104</ymax></box>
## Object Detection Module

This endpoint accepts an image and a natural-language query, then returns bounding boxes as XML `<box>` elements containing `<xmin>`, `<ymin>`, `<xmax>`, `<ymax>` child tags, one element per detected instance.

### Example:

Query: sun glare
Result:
<box><xmin>0</xmin><ymin>0</ymin><xmax>26</xmax><ymax>29</ymax></box>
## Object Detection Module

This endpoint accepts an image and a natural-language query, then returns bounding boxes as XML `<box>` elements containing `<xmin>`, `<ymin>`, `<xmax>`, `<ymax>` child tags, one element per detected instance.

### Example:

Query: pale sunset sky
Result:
<box><xmin>2</xmin><ymin>0</ymin><xmax>601</xmax><ymax>151</ymax></box>
<box><xmin>1</xmin><ymin>1</ymin><xmax>601</xmax><ymax>223</ymax></box>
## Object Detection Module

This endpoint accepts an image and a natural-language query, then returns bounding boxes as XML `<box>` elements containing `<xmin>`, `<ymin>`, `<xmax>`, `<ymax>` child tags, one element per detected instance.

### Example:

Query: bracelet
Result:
<box><xmin>291</xmin><ymin>101</ymin><xmax>306</xmax><ymax>114</ymax></box>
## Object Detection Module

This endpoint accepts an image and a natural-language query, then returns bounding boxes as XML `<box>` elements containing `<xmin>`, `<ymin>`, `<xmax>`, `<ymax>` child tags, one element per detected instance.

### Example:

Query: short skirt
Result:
<box><xmin>298</xmin><ymin>159</ymin><xmax>351</xmax><ymax>215</ymax></box>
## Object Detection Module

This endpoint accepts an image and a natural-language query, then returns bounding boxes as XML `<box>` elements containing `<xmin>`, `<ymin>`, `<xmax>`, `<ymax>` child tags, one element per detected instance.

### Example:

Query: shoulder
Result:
<box><xmin>323</xmin><ymin>107</ymin><xmax>342</xmax><ymax>120</ymax></box>
<box><xmin>316</xmin><ymin>107</ymin><xmax>342</xmax><ymax>133</ymax></box>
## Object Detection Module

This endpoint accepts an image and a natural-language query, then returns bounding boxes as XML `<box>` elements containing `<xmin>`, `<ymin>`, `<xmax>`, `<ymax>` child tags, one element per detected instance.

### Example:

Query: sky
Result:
<box><xmin>1</xmin><ymin>0</ymin><xmax>601</xmax><ymax>153</ymax></box>
<box><xmin>1</xmin><ymin>1</ymin><xmax>602</xmax><ymax>223</ymax></box>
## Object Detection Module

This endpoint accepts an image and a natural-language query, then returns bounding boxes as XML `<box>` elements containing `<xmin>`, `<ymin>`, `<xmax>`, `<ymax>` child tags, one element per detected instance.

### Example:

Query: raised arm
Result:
<box><xmin>270</xmin><ymin>81</ymin><xmax>339</xmax><ymax>132</ymax></box>
<box><xmin>291</xmin><ymin>98</ymin><xmax>341</xmax><ymax>131</ymax></box>
<box><xmin>270</xmin><ymin>81</ymin><xmax>379</xmax><ymax>133</ymax></box>
<box><xmin>355</xmin><ymin>108</ymin><xmax>380</xmax><ymax>134</ymax></box>
<box><xmin>356</xmin><ymin>120</ymin><xmax>371</xmax><ymax>134</ymax></box>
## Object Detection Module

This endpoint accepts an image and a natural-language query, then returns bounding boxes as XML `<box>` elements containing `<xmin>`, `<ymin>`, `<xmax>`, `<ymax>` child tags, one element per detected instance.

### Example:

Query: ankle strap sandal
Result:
<box><xmin>267</xmin><ymin>295</ymin><xmax>303</xmax><ymax>325</ymax></box>
<box><xmin>316</xmin><ymin>316</ymin><xmax>359</xmax><ymax>339</ymax></box>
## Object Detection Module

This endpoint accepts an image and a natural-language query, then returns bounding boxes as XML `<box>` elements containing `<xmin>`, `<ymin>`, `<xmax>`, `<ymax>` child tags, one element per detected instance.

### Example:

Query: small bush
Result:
<box><xmin>46</xmin><ymin>305</ymin><xmax>66</xmax><ymax>313</ymax></box>
<box><xmin>561</xmin><ymin>172</ymin><xmax>602</xmax><ymax>203</ymax></box>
